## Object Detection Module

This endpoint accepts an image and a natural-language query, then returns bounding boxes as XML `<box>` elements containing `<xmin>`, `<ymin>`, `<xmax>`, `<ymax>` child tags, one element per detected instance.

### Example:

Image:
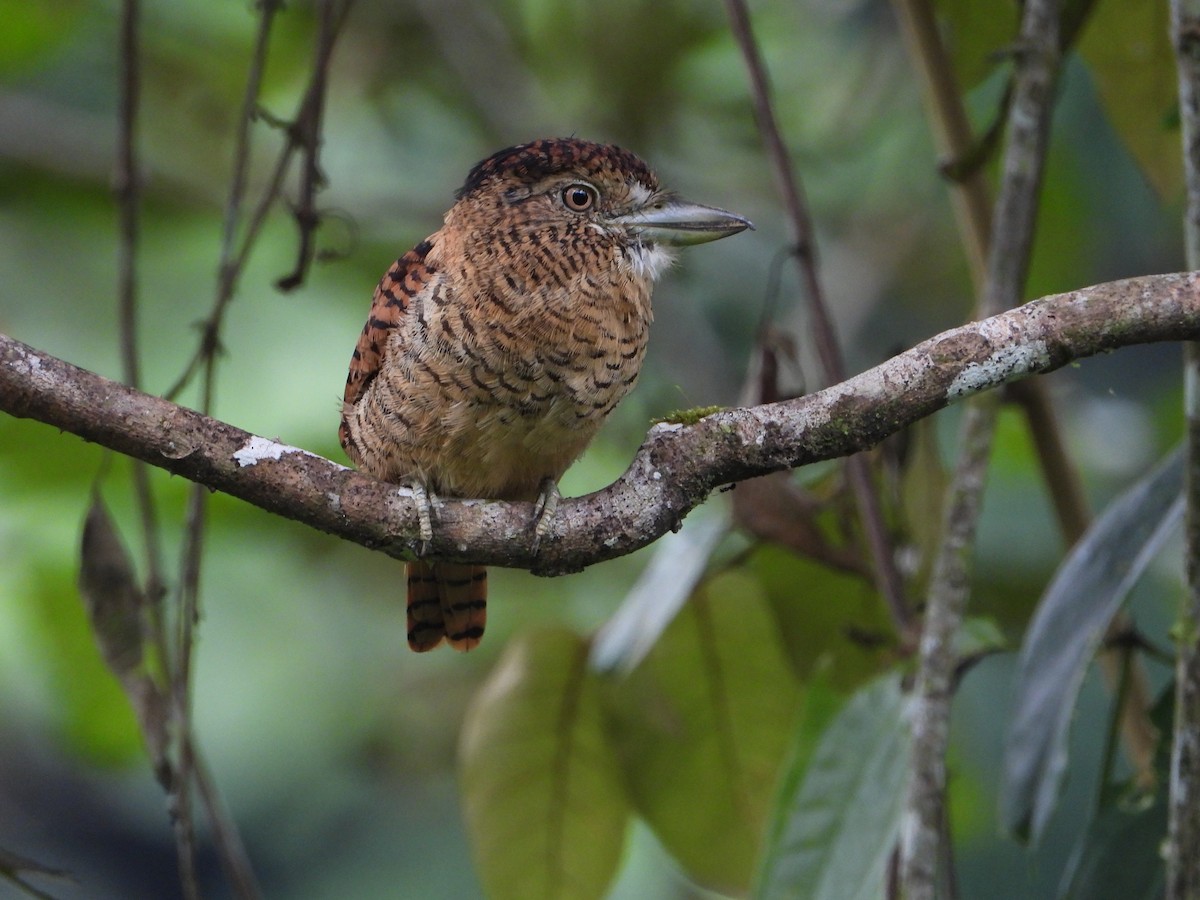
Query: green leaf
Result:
<box><xmin>459</xmin><ymin>628</ymin><xmax>631</xmax><ymax>900</ymax></box>
<box><xmin>0</xmin><ymin>0</ymin><xmax>86</xmax><ymax>77</ymax></box>
<box><xmin>1078</xmin><ymin>0</ymin><xmax>1181</xmax><ymax>197</ymax></box>
<box><xmin>753</xmin><ymin>666</ymin><xmax>844</xmax><ymax>896</ymax></box>
<box><xmin>1002</xmin><ymin>445</ymin><xmax>1183</xmax><ymax>841</ymax></box>
<box><xmin>751</xmin><ymin>545</ymin><xmax>894</xmax><ymax>690</ymax></box>
<box><xmin>605</xmin><ymin>571</ymin><xmax>803</xmax><ymax>894</ymax></box>
<box><xmin>753</xmin><ymin>674</ymin><xmax>910</xmax><ymax>900</ymax></box>
<box><xmin>1057</xmin><ymin>790</ymin><xmax>1166</xmax><ymax>899</ymax></box>
<box><xmin>590</xmin><ymin>513</ymin><xmax>729</xmax><ymax>674</ymax></box>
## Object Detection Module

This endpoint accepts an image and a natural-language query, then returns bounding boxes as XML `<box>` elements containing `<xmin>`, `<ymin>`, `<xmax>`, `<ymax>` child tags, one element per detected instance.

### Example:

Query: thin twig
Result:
<box><xmin>219</xmin><ymin>0</ymin><xmax>285</xmax><ymax>285</ymax></box>
<box><xmin>1168</xmin><ymin>2</ymin><xmax>1200</xmax><ymax>895</ymax></box>
<box><xmin>889</xmin><ymin>0</ymin><xmax>992</xmax><ymax>286</ymax></box>
<box><xmin>114</xmin><ymin>0</ymin><xmax>168</xmax><ymax>645</ymax></box>
<box><xmin>115</xmin><ymin>0</ymin><xmax>192</xmax><ymax>892</ymax></box>
<box><xmin>164</xmin><ymin>2</ymin><xmax>351</xmax><ymax>402</ymax></box>
<box><xmin>168</xmin><ymin>3</ymin><xmax>285</xmax><ymax>895</ymax></box>
<box><xmin>723</xmin><ymin>0</ymin><xmax>912</xmax><ymax>636</ymax></box>
<box><xmin>115</xmin><ymin>0</ymin><xmax>142</xmax><ymax>394</ymax></box>
<box><xmin>193</xmin><ymin>737</ymin><xmax>263</xmax><ymax>899</ymax></box>
<box><xmin>901</xmin><ymin>1</ymin><xmax>1062</xmax><ymax>896</ymax></box>
<box><xmin>164</xmin><ymin>135</ymin><xmax>296</xmax><ymax>402</ymax></box>
<box><xmin>276</xmin><ymin>0</ymin><xmax>354</xmax><ymax>291</ymax></box>
<box><xmin>170</xmin><ymin>8</ymin><xmax>354</xmax><ymax>894</ymax></box>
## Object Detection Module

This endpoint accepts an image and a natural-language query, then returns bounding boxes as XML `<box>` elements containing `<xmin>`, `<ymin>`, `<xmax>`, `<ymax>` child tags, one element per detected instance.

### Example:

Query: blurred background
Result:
<box><xmin>0</xmin><ymin>0</ymin><xmax>1185</xmax><ymax>897</ymax></box>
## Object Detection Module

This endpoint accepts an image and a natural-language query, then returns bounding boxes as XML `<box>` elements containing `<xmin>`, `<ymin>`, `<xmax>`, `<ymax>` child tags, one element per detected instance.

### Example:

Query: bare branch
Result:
<box><xmin>114</xmin><ymin>0</ymin><xmax>167</xmax><ymax>616</ymax></box>
<box><xmin>1</xmin><ymin>273</ymin><xmax>1195</xmax><ymax>574</ymax></box>
<box><xmin>275</xmin><ymin>0</ymin><xmax>354</xmax><ymax>292</ymax></box>
<box><xmin>723</xmin><ymin>0</ymin><xmax>910</xmax><ymax>633</ymax></box>
<box><xmin>1168</xmin><ymin>0</ymin><xmax>1200</xmax><ymax>894</ymax></box>
<box><xmin>902</xmin><ymin>1</ymin><xmax>1063</xmax><ymax>895</ymax></box>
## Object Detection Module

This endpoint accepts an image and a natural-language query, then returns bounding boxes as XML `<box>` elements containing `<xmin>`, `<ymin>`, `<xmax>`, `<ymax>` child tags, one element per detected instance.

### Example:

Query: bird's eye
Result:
<box><xmin>561</xmin><ymin>183</ymin><xmax>598</xmax><ymax>212</ymax></box>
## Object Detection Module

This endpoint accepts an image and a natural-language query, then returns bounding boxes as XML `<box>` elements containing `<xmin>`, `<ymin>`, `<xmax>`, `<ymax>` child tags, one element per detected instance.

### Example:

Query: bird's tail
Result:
<box><xmin>406</xmin><ymin>561</ymin><xmax>487</xmax><ymax>652</ymax></box>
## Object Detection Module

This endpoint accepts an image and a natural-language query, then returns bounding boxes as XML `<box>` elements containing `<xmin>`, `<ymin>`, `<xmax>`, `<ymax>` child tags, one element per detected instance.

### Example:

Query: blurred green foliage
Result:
<box><xmin>0</xmin><ymin>0</ymin><xmax>1188</xmax><ymax>898</ymax></box>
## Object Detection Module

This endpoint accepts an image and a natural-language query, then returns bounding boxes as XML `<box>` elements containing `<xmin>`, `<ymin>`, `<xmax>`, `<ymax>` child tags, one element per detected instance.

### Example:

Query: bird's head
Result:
<box><xmin>446</xmin><ymin>138</ymin><xmax>752</xmax><ymax>284</ymax></box>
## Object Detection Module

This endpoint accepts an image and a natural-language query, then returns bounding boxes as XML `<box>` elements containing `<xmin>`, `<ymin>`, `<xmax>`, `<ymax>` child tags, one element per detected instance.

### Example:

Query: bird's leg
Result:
<box><xmin>531</xmin><ymin>477</ymin><xmax>562</xmax><ymax>554</ymax></box>
<box><xmin>403</xmin><ymin>479</ymin><xmax>438</xmax><ymax>556</ymax></box>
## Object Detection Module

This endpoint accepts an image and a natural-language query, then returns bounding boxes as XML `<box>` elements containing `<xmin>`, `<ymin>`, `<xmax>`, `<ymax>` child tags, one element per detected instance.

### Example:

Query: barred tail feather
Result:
<box><xmin>406</xmin><ymin>561</ymin><xmax>446</xmax><ymax>651</ymax></box>
<box><xmin>406</xmin><ymin>561</ymin><xmax>487</xmax><ymax>652</ymax></box>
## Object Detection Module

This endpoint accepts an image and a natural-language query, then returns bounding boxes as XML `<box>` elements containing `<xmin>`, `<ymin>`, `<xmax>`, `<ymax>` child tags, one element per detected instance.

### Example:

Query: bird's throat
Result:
<box><xmin>623</xmin><ymin>241</ymin><xmax>677</xmax><ymax>282</ymax></box>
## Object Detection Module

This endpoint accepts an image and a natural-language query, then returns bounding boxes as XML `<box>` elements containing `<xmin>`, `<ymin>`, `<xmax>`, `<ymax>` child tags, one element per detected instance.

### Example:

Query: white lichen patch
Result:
<box><xmin>233</xmin><ymin>435</ymin><xmax>324</xmax><ymax>468</ymax></box>
<box><xmin>649</xmin><ymin>421</ymin><xmax>684</xmax><ymax>435</ymax></box>
<box><xmin>9</xmin><ymin>345</ymin><xmax>46</xmax><ymax>380</ymax></box>
<box><xmin>947</xmin><ymin>339</ymin><xmax>1050</xmax><ymax>400</ymax></box>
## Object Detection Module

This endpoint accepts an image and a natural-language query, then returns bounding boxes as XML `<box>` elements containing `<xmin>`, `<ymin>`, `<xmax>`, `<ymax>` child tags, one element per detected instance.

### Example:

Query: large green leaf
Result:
<box><xmin>935</xmin><ymin>0</ymin><xmax>1178</xmax><ymax>196</ymax></box>
<box><xmin>459</xmin><ymin>628</ymin><xmax>631</xmax><ymax>900</ymax></box>
<box><xmin>751</xmin><ymin>545</ymin><xmax>894</xmax><ymax>689</ymax></box>
<box><xmin>1002</xmin><ymin>445</ymin><xmax>1183</xmax><ymax>841</ymax></box>
<box><xmin>1078</xmin><ymin>0</ymin><xmax>1181</xmax><ymax>197</ymax></box>
<box><xmin>753</xmin><ymin>674</ymin><xmax>910</xmax><ymax>900</ymax></box>
<box><xmin>604</xmin><ymin>571</ymin><xmax>803</xmax><ymax>893</ymax></box>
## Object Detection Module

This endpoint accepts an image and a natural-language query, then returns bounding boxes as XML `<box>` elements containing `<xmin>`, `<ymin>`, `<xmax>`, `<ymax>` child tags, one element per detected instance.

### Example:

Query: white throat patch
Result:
<box><xmin>624</xmin><ymin>241</ymin><xmax>677</xmax><ymax>281</ymax></box>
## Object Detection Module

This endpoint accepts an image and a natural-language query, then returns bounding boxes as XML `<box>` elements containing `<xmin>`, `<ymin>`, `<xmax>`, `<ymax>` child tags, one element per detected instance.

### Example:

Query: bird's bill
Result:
<box><xmin>611</xmin><ymin>195</ymin><xmax>754</xmax><ymax>246</ymax></box>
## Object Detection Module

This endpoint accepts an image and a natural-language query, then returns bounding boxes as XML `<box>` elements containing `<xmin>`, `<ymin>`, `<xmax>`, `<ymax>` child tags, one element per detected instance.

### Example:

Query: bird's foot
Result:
<box><xmin>404</xmin><ymin>480</ymin><xmax>438</xmax><ymax>556</ymax></box>
<box><xmin>531</xmin><ymin>478</ymin><xmax>561</xmax><ymax>555</ymax></box>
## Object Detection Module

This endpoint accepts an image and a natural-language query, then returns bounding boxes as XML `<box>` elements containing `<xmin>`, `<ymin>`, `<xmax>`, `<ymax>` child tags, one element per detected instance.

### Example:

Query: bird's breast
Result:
<box><xmin>361</xmin><ymin>270</ymin><xmax>653</xmax><ymax>499</ymax></box>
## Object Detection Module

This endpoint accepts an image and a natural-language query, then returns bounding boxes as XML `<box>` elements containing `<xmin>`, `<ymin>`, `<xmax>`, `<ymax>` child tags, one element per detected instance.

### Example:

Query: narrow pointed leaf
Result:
<box><xmin>754</xmin><ymin>674</ymin><xmax>909</xmax><ymax>900</ymax></box>
<box><xmin>79</xmin><ymin>496</ymin><xmax>145</xmax><ymax>677</ymax></box>
<box><xmin>460</xmin><ymin>628</ymin><xmax>630</xmax><ymax>900</ymax></box>
<box><xmin>753</xmin><ymin>667</ymin><xmax>843</xmax><ymax>896</ymax></box>
<box><xmin>1002</xmin><ymin>445</ymin><xmax>1183</xmax><ymax>840</ymax></box>
<box><xmin>78</xmin><ymin>497</ymin><xmax>169</xmax><ymax>767</ymax></box>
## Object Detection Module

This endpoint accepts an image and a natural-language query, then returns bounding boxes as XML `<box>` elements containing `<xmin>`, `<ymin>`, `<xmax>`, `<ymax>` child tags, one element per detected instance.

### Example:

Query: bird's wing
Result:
<box><xmin>339</xmin><ymin>237</ymin><xmax>437</xmax><ymax>454</ymax></box>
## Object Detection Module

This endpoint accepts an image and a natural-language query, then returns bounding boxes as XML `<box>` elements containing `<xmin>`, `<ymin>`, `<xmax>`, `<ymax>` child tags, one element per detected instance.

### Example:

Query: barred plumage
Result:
<box><xmin>340</xmin><ymin>138</ymin><xmax>751</xmax><ymax>651</ymax></box>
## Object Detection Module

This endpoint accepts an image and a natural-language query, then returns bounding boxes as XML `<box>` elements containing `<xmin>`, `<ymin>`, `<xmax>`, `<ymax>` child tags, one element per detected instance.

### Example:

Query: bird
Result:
<box><xmin>339</xmin><ymin>137</ymin><xmax>752</xmax><ymax>652</ymax></box>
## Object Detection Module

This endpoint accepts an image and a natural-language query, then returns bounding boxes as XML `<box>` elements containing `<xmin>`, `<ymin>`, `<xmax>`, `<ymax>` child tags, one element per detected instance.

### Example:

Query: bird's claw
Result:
<box><xmin>405</xmin><ymin>481</ymin><xmax>437</xmax><ymax>556</ymax></box>
<box><xmin>531</xmin><ymin>477</ymin><xmax>561</xmax><ymax>555</ymax></box>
